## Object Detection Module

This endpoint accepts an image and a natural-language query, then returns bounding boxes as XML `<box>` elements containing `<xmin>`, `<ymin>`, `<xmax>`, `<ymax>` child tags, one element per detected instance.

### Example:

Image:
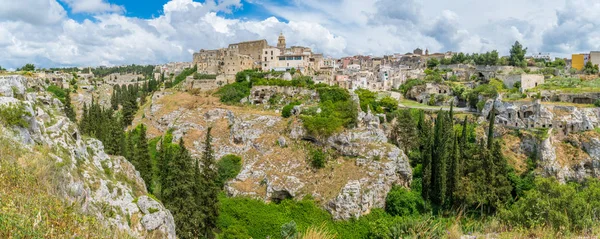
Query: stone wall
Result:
<box><xmin>249</xmin><ymin>85</ymin><xmax>317</xmax><ymax>104</ymax></box>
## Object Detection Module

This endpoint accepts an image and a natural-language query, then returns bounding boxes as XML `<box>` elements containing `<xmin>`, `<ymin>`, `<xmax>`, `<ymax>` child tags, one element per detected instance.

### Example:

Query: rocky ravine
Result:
<box><xmin>0</xmin><ymin>76</ymin><xmax>176</xmax><ymax>238</ymax></box>
<box><xmin>137</xmin><ymin>90</ymin><xmax>412</xmax><ymax>220</ymax></box>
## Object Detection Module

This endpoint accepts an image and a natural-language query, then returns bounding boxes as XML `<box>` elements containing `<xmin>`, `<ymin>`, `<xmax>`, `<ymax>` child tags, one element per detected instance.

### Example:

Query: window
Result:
<box><xmin>271</xmin><ymin>51</ymin><xmax>273</xmax><ymax>55</ymax></box>
<box><xmin>265</xmin><ymin>51</ymin><xmax>268</xmax><ymax>54</ymax></box>
<box><xmin>279</xmin><ymin>57</ymin><xmax>285</xmax><ymax>60</ymax></box>
<box><xmin>271</xmin><ymin>57</ymin><xmax>273</xmax><ymax>60</ymax></box>
<box><xmin>265</xmin><ymin>57</ymin><xmax>267</xmax><ymax>61</ymax></box>
<box><xmin>295</xmin><ymin>56</ymin><xmax>302</xmax><ymax>60</ymax></box>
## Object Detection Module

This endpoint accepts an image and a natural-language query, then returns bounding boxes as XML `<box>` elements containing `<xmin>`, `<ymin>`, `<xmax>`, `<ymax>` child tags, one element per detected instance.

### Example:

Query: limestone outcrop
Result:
<box><xmin>0</xmin><ymin>75</ymin><xmax>176</xmax><ymax>239</ymax></box>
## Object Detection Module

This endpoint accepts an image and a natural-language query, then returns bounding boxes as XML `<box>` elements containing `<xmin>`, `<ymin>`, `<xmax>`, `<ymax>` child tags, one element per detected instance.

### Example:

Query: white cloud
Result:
<box><xmin>0</xmin><ymin>0</ymin><xmax>66</xmax><ymax>25</ymax></box>
<box><xmin>61</xmin><ymin>0</ymin><xmax>124</xmax><ymax>14</ymax></box>
<box><xmin>542</xmin><ymin>0</ymin><xmax>600</xmax><ymax>54</ymax></box>
<box><xmin>0</xmin><ymin>0</ymin><xmax>596</xmax><ymax>69</ymax></box>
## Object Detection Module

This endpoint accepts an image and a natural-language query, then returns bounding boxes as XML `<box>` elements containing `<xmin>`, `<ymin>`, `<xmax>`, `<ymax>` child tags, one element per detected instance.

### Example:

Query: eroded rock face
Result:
<box><xmin>325</xmin><ymin>146</ymin><xmax>412</xmax><ymax>220</ymax></box>
<box><xmin>0</xmin><ymin>75</ymin><xmax>176</xmax><ymax>239</ymax></box>
<box><xmin>482</xmin><ymin>98</ymin><xmax>600</xmax><ymax>134</ymax></box>
<box><xmin>534</xmin><ymin>131</ymin><xmax>600</xmax><ymax>183</ymax></box>
<box><xmin>221</xmin><ymin>104</ymin><xmax>412</xmax><ymax>221</ymax></box>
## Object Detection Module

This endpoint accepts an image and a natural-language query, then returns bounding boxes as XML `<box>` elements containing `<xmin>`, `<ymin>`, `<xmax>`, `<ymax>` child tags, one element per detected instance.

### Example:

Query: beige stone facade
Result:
<box><xmin>228</xmin><ymin>39</ymin><xmax>268</xmax><ymax>64</ymax></box>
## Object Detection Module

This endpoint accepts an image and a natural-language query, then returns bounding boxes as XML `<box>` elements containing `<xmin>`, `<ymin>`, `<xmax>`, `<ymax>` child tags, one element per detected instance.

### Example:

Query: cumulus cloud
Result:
<box><xmin>0</xmin><ymin>0</ymin><xmax>347</xmax><ymax>69</ymax></box>
<box><xmin>61</xmin><ymin>0</ymin><xmax>124</xmax><ymax>14</ymax></box>
<box><xmin>0</xmin><ymin>0</ymin><xmax>66</xmax><ymax>25</ymax></box>
<box><xmin>542</xmin><ymin>0</ymin><xmax>600</xmax><ymax>54</ymax></box>
<box><xmin>0</xmin><ymin>0</ymin><xmax>595</xmax><ymax>69</ymax></box>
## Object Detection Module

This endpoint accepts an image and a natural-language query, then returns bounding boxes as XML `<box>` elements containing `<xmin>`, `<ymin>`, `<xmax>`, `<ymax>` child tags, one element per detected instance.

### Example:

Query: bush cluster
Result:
<box><xmin>0</xmin><ymin>103</ymin><xmax>31</xmax><ymax>128</ymax></box>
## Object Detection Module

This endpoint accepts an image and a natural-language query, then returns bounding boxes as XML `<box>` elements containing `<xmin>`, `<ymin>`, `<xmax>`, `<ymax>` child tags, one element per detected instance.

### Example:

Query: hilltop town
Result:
<box><xmin>2</xmin><ymin>33</ymin><xmax>600</xmax><ymax>238</ymax></box>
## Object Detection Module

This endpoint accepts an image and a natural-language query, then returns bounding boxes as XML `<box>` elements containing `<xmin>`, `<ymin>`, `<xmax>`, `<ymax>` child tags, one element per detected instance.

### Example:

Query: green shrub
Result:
<box><xmin>47</xmin><ymin>85</ymin><xmax>67</xmax><ymax>102</ymax></box>
<box><xmin>309</xmin><ymin>148</ymin><xmax>327</xmax><ymax>169</ymax></box>
<box><xmin>281</xmin><ymin>221</ymin><xmax>298</xmax><ymax>239</ymax></box>
<box><xmin>399</xmin><ymin>79</ymin><xmax>425</xmax><ymax>96</ymax></box>
<box><xmin>385</xmin><ymin>186</ymin><xmax>425</xmax><ymax>217</ymax></box>
<box><xmin>221</xmin><ymin>225</ymin><xmax>251</xmax><ymax>239</ymax></box>
<box><xmin>282</xmin><ymin>102</ymin><xmax>301</xmax><ymax>118</ymax></box>
<box><xmin>317</xmin><ymin>87</ymin><xmax>350</xmax><ymax>103</ymax></box>
<box><xmin>217</xmin><ymin>82</ymin><xmax>251</xmax><ymax>104</ymax></box>
<box><xmin>594</xmin><ymin>99</ymin><xmax>600</xmax><ymax>107</ymax></box>
<box><xmin>235</xmin><ymin>70</ymin><xmax>266</xmax><ymax>83</ymax></box>
<box><xmin>0</xmin><ymin>103</ymin><xmax>31</xmax><ymax>128</ymax></box>
<box><xmin>168</xmin><ymin>66</ymin><xmax>197</xmax><ymax>87</ymax></box>
<box><xmin>501</xmin><ymin>177</ymin><xmax>600</xmax><ymax>231</ymax></box>
<box><xmin>193</xmin><ymin>73</ymin><xmax>217</xmax><ymax>79</ymax></box>
<box><xmin>355</xmin><ymin>89</ymin><xmax>380</xmax><ymax>113</ymax></box>
<box><xmin>217</xmin><ymin>154</ymin><xmax>243</xmax><ymax>188</ymax></box>
<box><xmin>302</xmin><ymin>98</ymin><xmax>358</xmax><ymax>137</ymax></box>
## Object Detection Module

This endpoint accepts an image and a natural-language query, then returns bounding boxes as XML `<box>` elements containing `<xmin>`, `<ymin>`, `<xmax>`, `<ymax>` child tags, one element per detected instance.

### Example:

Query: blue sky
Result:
<box><xmin>0</xmin><ymin>0</ymin><xmax>598</xmax><ymax>69</ymax></box>
<box><xmin>58</xmin><ymin>0</ymin><xmax>281</xmax><ymax>22</ymax></box>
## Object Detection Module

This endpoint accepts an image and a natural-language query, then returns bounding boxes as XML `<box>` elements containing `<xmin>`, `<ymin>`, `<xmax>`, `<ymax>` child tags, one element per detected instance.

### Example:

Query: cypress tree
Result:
<box><xmin>80</xmin><ymin>103</ymin><xmax>88</xmax><ymax>133</ymax></box>
<box><xmin>487</xmin><ymin>103</ymin><xmax>496</xmax><ymax>150</ymax></box>
<box><xmin>163</xmin><ymin>139</ymin><xmax>196</xmax><ymax>238</ymax></box>
<box><xmin>199</xmin><ymin>127</ymin><xmax>219</xmax><ymax>239</ymax></box>
<box><xmin>111</xmin><ymin>89</ymin><xmax>118</xmax><ymax>110</ymax></box>
<box><xmin>157</xmin><ymin>138</ymin><xmax>172</xmax><ymax>199</ymax></box>
<box><xmin>488</xmin><ymin>141</ymin><xmax>512</xmax><ymax>211</ymax></box>
<box><xmin>420</xmin><ymin>118</ymin><xmax>433</xmax><ymax>201</ymax></box>
<box><xmin>134</xmin><ymin>124</ymin><xmax>152</xmax><ymax>190</ymax></box>
<box><xmin>122</xmin><ymin>97</ymin><xmax>135</xmax><ymax>126</ymax></box>
<box><xmin>447</xmin><ymin>134</ymin><xmax>460</xmax><ymax>206</ymax></box>
<box><xmin>64</xmin><ymin>89</ymin><xmax>76</xmax><ymax>122</ymax></box>
<box><xmin>431</xmin><ymin>110</ymin><xmax>448</xmax><ymax>206</ymax></box>
<box><xmin>191</xmin><ymin>158</ymin><xmax>204</xmax><ymax>238</ymax></box>
<box><xmin>460</xmin><ymin>116</ymin><xmax>468</xmax><ymax>158</ymax></box>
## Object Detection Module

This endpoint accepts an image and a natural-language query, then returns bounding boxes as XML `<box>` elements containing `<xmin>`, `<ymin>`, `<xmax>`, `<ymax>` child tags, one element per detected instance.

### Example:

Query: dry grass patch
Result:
<box><xmin>501</xmin><ymin>134</ymin><xmax>528</xmax><ymax>173</ymax></box>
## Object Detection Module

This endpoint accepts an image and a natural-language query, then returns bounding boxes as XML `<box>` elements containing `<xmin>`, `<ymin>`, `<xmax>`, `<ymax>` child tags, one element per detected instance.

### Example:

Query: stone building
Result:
<box><xmin>193</xmin><ymin>49</ymin><xmax>224</xmax><ymax>74</ymax></box>
<box><xmin>228</xmin><ymin>39</ymin><xmax>268</xmax><ymax>64</ymax></box>
<box><xmin>277</xmin><ymin>32</ymin><xmax>286</xmax><ymax>52</ymax></box>
<box><xmin>497</xmin><ymin>74</ymin><xmax>544</xmax><ymax>92</ymax></box>
<box><xmin>413</xmin><ymin>48</ymin><xmax>423</xmax><ymax>56</ymax></box>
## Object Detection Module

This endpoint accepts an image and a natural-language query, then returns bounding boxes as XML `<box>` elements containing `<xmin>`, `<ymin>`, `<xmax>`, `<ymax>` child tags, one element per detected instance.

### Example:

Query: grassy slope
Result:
<box><xmin>0</xmin><ymin>133</ymin><xmax>133</xmax><ymax>238</ymax></box>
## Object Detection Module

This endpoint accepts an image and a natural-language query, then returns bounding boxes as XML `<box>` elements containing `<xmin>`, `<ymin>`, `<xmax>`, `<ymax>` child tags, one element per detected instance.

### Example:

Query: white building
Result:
<box><xmin>531</xmin><ymin>53</ymin><xmax>554</xmax><ymax>62</ymax></box>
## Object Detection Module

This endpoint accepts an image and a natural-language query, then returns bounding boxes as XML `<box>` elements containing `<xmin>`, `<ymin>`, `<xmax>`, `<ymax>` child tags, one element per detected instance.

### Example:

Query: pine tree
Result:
<box><xmin>64</xmin><ymin>89</ymin><xmax>76</xmax><ymax>122</ymax></box>
<box><xmin>199</xmin><ymin>127</ymin><xmax>219</xmax><ymax>239</ymax></box>
<box><xmin>134</xmin><ymin>124</ymin><xmax>152</xmax><ymax>190</ymax></box>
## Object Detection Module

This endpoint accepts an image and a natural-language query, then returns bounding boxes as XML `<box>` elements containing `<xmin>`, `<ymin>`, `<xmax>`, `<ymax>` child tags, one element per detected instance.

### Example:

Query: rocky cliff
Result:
<box><xmin>135</xmin><ymin>90</ymin><xmax>412</xmax><ymax>220</ymax></box>
<box><xmin>482</xmin><ymin>98</ymin><xmax>600</xmax><ymax>183</ymax></box>
<box><xmin>0</xmin><ymin>76</ymin><xmax>176</xmax><ymax>238</ymax></box>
